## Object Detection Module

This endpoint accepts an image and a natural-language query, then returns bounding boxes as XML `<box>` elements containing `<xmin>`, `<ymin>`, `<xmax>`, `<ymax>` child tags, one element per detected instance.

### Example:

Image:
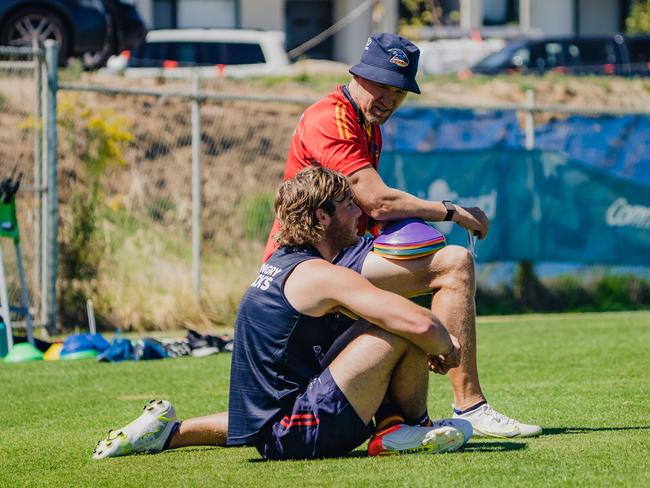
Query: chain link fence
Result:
<box><xmin>54</xmin><ymin>81</ymin><xmax>309</xmax><ymax>330</ymax></box>
<box><xmin>3</xmin><ymin>42</ymin><xmax>649</xmax><ymax>333</ymax></box>
<box><xmin>0</xmin><ymin>46</ymin><xmax>45</xmax><ymax>334</ymax></box>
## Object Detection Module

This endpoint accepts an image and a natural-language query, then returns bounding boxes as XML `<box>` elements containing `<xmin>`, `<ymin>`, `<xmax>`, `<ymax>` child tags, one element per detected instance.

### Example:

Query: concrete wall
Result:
<box><xmin>178</xmin><ymin>0</ymin><xmax>236</xmax><ymax>28</ymax></box>
<box><xmin>240</xmin><ymin>0</ymin><xmax>285</xmax><ymax>31</ymax></box>
<box><xmin>333</xmin><ymin>0</ymin><xmax>398</xmax><ymax>65</ymax></box>
<box><xmin>529</xmin><ymin>0</ymin><xmax>573</xmax><ymax>35</ymax></box>
<box><xmin>135</xmin><ymin>0</ymin><xmax>153</xmax><ymax>28</ymax></box>
<box><xmin>578</xmin><ymin>0</ymin><xmax>620</xmax><ymax>35</ymax></box>
<box><xmin>333</xmin><ymin>0</ymin><xmax>370</xmax><ymax>65</ymax></box>
<box><xmin>524</xmin><ymin>0</ymin><xmax>621</xmax><ymax>36</ymax></box>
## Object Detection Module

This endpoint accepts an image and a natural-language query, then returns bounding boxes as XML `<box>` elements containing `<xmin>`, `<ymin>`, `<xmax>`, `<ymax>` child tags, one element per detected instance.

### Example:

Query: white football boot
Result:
<box><xmin>92</xmin><ymin>399</ymin><xmax>179</xmax><ymax>459</ymax></box>
<box><xmin>453</xmin><ymin>403</ymin><xmax>542</xmax><ymax>438</ymax></box>
<box><xmin>368</xmin><ymin>419</ymin><xmax>472</xmax><ymax>456</ymax></box>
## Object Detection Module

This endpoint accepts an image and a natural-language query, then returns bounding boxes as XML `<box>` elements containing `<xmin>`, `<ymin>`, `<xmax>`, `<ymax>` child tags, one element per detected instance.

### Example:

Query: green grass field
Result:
<box><xmin>1</xmin><ymin>311</ymin><xmax>649</xmax><ymax>487</ymax></box>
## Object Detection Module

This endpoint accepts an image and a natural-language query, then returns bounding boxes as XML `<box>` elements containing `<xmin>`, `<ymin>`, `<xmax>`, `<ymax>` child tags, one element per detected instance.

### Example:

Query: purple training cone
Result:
<box><xmin>374</xmin><ymin>218</ymin><xmax>445</xmax><ymax>247</ymax></box>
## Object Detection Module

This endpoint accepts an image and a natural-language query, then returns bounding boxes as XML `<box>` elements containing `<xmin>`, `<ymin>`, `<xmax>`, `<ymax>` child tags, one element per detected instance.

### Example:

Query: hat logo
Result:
<box><xmin>364</xmin><ymin>37</ymin><xmax>372</xmax><ymax>50</ymax></box>
<box><xmin>388</xmin><ymin>48</ymin><xmax>409</xmax><ymax>67</ymax></box>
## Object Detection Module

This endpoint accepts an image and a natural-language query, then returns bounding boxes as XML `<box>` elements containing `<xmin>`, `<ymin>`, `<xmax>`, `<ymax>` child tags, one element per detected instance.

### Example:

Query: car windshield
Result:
<box><xmin>130</xmin><ymin>40</ymin><xmax>266</xmax><ymax>67</ymax></box>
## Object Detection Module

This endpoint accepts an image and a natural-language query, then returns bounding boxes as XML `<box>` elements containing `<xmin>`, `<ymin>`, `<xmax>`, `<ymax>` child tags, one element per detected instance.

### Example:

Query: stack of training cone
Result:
<box><xmin>373</xmin><ymin>218</ymin><xmax>446</xmax><ymax>260</ymax></box>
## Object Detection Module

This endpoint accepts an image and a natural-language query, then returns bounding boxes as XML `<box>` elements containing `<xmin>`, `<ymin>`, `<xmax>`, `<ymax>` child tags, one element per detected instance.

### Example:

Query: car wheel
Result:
<box><xmin>0</xmin><ymin>7</ymin><xmax>70</xmax><ymax>64</ymax></box>
<box><xmin>82</xmin><ymin>16</ymin><xmax>115</xmax><ymax>70</ymax></box>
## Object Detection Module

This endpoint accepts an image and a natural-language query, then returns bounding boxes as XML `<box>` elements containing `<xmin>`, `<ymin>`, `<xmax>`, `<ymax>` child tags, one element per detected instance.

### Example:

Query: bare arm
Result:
<box><xmin>348</xmin><ymin>167</ymin><xmax>490</xmax><ymax>239</ymax></box>
<box><xmin>285</xmin><ymin>259</ymin><xmax>454</xmax><ymax>356</ymax></box>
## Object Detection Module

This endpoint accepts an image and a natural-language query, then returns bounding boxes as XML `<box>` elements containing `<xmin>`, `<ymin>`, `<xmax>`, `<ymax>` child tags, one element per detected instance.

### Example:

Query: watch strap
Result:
<box><xmin>442</xmin><ymin>200</ymin><xmax>455</xmax><ymax>221</ymax></box>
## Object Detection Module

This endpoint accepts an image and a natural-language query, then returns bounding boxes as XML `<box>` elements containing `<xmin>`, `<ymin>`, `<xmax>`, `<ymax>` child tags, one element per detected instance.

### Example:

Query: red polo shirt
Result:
<box><xmin>262</xmin><ymin>86</ymin><xmax>382</xmax><ymax>262</ymax></box>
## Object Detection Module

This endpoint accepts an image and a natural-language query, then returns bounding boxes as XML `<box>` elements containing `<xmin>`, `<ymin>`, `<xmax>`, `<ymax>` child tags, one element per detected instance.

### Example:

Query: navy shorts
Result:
<box><xmin>331</xmin><ymin>236</ymin><xmax>374</xmax><ymax>273</ymax></box>
<box><xmin>255</xmin><ymin>368</ymin><xmax>374</xmax><ymax>460</ymax></box>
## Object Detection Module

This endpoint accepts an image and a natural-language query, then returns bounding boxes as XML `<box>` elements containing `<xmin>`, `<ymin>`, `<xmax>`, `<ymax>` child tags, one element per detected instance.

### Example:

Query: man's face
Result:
<box><xmin>354</xmin><ymin>76</ymin><xmax>408</xmax><ymax>125</ymax></box>
<box><xmin>325</xmin><ymin>191</ymin><xmax>361</xmax><ymax>250</ymax></box>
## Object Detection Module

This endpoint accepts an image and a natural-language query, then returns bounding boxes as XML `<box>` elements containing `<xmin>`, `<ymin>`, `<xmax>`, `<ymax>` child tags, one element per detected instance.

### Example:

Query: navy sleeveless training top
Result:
<box><xmin>227</xmin><ymin>246</ymin><xmax>349</xmax><ymax>446</ymax></box>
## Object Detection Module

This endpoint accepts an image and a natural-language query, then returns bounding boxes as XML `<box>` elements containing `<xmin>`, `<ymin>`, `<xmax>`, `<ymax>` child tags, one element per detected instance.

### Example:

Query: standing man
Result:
<box><xmin>93</xmin><ymin>167</ymin><xmax>472</xmax><ymax>459</ymax></box>
<box><xmin>263</xmin><ymin>33</ymin><xmax>540</xmax><ymax>437</ymax></box>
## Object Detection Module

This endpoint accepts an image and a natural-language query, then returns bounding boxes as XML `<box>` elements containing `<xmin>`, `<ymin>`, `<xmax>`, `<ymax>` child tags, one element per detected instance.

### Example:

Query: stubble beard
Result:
<box><xmin>326</xmin><ymin>216</ymin><xmax>359</xmax><ymax>252</ymax></box>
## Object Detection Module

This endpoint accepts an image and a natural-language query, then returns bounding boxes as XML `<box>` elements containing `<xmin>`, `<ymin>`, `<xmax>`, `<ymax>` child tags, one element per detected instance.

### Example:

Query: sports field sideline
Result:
<box><xmin>1</xmin><ymin>311</ymin><xmax>648</xmax><ymax>487</ymax></box>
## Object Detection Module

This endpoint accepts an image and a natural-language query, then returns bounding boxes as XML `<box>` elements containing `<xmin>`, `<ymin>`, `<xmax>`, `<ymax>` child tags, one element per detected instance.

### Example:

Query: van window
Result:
<box><xmin>131</xmin><ymin>40</ymin><xmax>266</xmax><ymax>67</ymax></box>
<box><xmin>222</xmin><ymin>43</ymin><xmax>266</xmax><ymax>64</ymax></box>
<box><xmin>565</xmin><ymin>40</ymin><xmax>616</xmax><ymax>66</ymax></box>
<box><xmin>203</xmin><ymin>42</ymin><xmax>266</xmax><ymax>65</ymax></box>
<box><xmin>527</xmin><ymin>42</ymin><xmax>563</xmax><ymax>71</ymax></box>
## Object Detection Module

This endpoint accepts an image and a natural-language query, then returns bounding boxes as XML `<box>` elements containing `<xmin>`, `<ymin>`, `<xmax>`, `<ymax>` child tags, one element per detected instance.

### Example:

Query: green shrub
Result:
<box><xmin>475</xmin><ymin>266</ymin><xmax>650</xmax><ymax>315</ymax></box>
<box><xmin>57</xmin><ymin>95</ymin><xmax>133</xmax><ymax>328</ymax></box>
<box><xmin>626</xmin><ymin>1</ymin><xmax>650</xmax><ymax>34</ymax></box>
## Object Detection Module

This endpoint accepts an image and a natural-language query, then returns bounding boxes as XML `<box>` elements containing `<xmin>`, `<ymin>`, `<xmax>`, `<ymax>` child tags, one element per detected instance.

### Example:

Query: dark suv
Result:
<box><xmin>84</xmin><ymin>0</ymin><xmax>146</xmax><ymax>69</ymax></box>
<box><xmin>0</xmin><ymin>0</ymin><xmax>145</xmax><ymax>68</ymax></box>
<box><xmin>469</xmin><ymin>34</ymin><xmax>650</xmax><ymax>77</ymax></box>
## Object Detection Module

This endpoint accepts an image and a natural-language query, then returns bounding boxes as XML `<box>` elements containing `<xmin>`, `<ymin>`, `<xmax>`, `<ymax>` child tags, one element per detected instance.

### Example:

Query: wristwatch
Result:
<box><xmin>442</xmin><ymin>200</ymin><xmax>456</xmax><ymax>221</ymax></box>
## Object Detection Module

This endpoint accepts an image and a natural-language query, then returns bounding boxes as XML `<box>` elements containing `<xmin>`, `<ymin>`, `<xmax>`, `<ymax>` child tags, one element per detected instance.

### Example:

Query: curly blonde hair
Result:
<box><xmin>274</xmin><ymin>166</ymin><xmax>351</xmax><ymax>247</ymax></box>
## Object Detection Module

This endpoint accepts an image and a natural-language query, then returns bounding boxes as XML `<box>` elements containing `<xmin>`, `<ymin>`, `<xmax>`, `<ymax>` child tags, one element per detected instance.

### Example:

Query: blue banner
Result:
<box><xmin>379</xmin><ymin>149</ymin><xmax>650</xmax><ymax>265</ymax></box>
<box><xmin>384</xmin><ymin>109</ymin><xmax>650</xmax><ymax>185</ymax></box>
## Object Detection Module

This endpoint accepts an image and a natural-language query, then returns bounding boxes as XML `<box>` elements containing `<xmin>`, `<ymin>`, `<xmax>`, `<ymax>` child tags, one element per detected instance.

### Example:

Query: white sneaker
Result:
<box><xmin>368</xmin><ymin>419</ymin><xmax>472</xmax><ymax>456</ymax></box>
<box><xmin>453</xmin><ymin>403</ymin><xmax>541</xmax><ymax>438</ymax></box>
<box><xmin>92</xmin><ymin>399</ymin><xmax>179</xmax><ymax>459</ymax></box>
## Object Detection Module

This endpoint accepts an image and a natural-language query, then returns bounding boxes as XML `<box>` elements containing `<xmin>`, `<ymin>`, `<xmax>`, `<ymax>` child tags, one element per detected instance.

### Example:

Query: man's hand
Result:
<box><xmin>453</xmin><ymin>205</ymin><xmax>490</xmax><ymax>240</ymax></box>
<box><xmin>427</xmin><ymin>334</ymin><xmax>461</xmax><ymax>375</ymax></box>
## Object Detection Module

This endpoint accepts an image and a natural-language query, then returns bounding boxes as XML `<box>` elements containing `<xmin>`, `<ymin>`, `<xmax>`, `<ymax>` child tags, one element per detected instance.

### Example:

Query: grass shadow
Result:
<box><xmin>247</xmin><ymin>442</ymin><xmax>526</xmax><ymax>462</ymax></box>
<box><xmin>542</xmin><ymin>426</ymin><xmax>650</xmax><ymax>436</ymax></box>
<box><xmin>247</xmin><ymin>451</ymin><xmax>368</xmax><ymax>463</ymax></box>
<box><xmin>462</xmin><ymin>441</ymin><xmax>527</xmax><ymax>453</ymax></box>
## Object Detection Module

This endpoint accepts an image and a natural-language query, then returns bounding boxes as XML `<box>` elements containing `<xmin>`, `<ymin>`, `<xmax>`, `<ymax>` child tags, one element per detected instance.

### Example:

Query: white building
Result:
<box><xmin>466</xmin><ymin>0</ymin><xmax>631</xmax><ymax>36</ymax></box>
<box><xmin>134</xmin><ymin>0</ymin><xmax>399</xmax><ymax>65</ymax></box>
<box><xmin>132</xmin><ymin>1</ymin><xmax>634</xmax><ymax>64</ymax></box>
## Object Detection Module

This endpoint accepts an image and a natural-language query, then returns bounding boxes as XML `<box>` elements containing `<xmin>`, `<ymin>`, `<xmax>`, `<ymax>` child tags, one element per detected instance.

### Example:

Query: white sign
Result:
<box><xmin>606</xmin><ymin>198</ymin><xmax>650</xmax><ymax>230</ymax></box>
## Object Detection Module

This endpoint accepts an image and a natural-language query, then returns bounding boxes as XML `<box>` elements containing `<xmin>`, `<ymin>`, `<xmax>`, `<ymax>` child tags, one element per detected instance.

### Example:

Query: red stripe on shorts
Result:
<box><xmin>280</xmin><ymin>413</ymin><xmax>320</xmax><ymax>428</ymax></box>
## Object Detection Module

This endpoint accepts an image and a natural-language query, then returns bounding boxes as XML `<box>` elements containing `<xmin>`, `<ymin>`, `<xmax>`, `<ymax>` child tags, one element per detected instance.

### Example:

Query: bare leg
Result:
<box><xmin>361</xmin><ymin>245</ymin><xmax>484</xmax><ymax>410</ymax></box>
<box><xmin>166</xmin><ymin>322</ymin><xmax>430</xmax><ymax>450</ymax></box>
<box><xmin>167</xmin><ymin>412</ymin><xmax>228</xmax><ymax>449</ymax></box>
<box><xmin>328</xmin><ymin>321</ymin><xmax>429</xmax><ymax>424</ymax></box>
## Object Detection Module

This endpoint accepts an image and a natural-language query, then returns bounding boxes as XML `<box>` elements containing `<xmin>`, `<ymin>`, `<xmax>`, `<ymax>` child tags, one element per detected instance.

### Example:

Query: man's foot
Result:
<box><xmin>453</xmin><ymin>403</ymin><xmax>542</xmax><ymax>438</ymax></box>
<box><xmin>92</xmin><ymin>399</ymin><xmax>179</xmax><ymax>459</ymax></box>
<box><xmin>367</xmin><ymin>419</ymin><xmax>472</xmax><ymax>456</ymax></box>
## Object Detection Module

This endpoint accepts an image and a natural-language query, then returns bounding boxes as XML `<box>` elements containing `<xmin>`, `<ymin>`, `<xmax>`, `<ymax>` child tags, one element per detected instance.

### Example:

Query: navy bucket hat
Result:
<box><xmin>349</xmin><ymin>33</ymin><xmax>421</xmax><ymax>94</ymax></box>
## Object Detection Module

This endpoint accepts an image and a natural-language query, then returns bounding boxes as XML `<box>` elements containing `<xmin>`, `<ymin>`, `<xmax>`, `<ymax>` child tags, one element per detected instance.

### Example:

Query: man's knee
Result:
<box><xmin>432</xmin><ymin>245</ymin><xmax>475</xmax><ymax>290</ymax></box>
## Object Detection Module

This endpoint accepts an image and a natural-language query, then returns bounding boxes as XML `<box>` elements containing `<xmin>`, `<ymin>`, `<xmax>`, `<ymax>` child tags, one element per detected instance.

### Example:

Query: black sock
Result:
<box><xmin>413</xmin><ymin>410</ymin><xmax>432</xmax><ymax>427</ymax></box>
<box><xmin>453</xmin><ymin>400</ymin><xmax>487</xmax><ymax>415</ymax></box>
<box><xmin>374</xmin><ymin>399</ymin><xmax>404</xmax><ymax>431</ymax></box>
<box><xmin>162</xmin><ymin>421</ymin><xmax>181</xmax><ymax>450</ymax></box>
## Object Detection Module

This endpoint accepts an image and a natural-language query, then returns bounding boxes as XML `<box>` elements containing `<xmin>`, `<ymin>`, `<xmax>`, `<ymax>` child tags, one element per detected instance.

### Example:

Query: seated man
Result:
<box><xmin>93</xmin><ymin>166</ymin><xmax>472</xmax><ymax>460</ymax></box>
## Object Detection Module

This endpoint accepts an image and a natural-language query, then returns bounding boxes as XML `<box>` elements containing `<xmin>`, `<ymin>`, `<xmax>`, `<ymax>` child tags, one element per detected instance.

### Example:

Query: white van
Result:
<box><xmin>106</xmin><ymin>29</ymin><xmax>290</xmax><ymax>78</ymax></box>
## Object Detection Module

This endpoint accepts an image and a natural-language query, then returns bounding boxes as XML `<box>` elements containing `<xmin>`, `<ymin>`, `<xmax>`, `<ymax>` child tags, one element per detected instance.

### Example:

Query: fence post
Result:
<box><xmin>40</xmin><ymin>47</ymin><xmax>49</xmax><ymax>331</ymax></box>
<box><xmin>525</xmin><ymin>89</ymin><xmax>536</xmax><ymax>150</ymax></box>
<box><xmin>32</xmin><ymin>41</ymin><xmax>43</xmax><ymax>327</ymax></box>
<box><xmin>191</xmin><ymin>70</ymin><xmax>201</xmax><ymax>303</ymax></box>
<box><xmin>44</xmin><ymin>40</ymin><xmax>58</xmax><ymax>333</ymax></box>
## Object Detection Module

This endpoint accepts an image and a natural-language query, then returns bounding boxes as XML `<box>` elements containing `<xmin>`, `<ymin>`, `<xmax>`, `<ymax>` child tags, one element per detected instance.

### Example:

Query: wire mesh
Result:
<box><xmin>0</xmin><ymin>47</ymin><xmax>42</xmax><ymax>327</ymax></box>
<box><xmin>25</xmin><ymin>71</ymin><xmax>650</xmax><ymax>330</ymax></box>
<box><xmin>54</xmin><ymin>85</ymin><xmax>307</xmax><ymax>329</ymax></box>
